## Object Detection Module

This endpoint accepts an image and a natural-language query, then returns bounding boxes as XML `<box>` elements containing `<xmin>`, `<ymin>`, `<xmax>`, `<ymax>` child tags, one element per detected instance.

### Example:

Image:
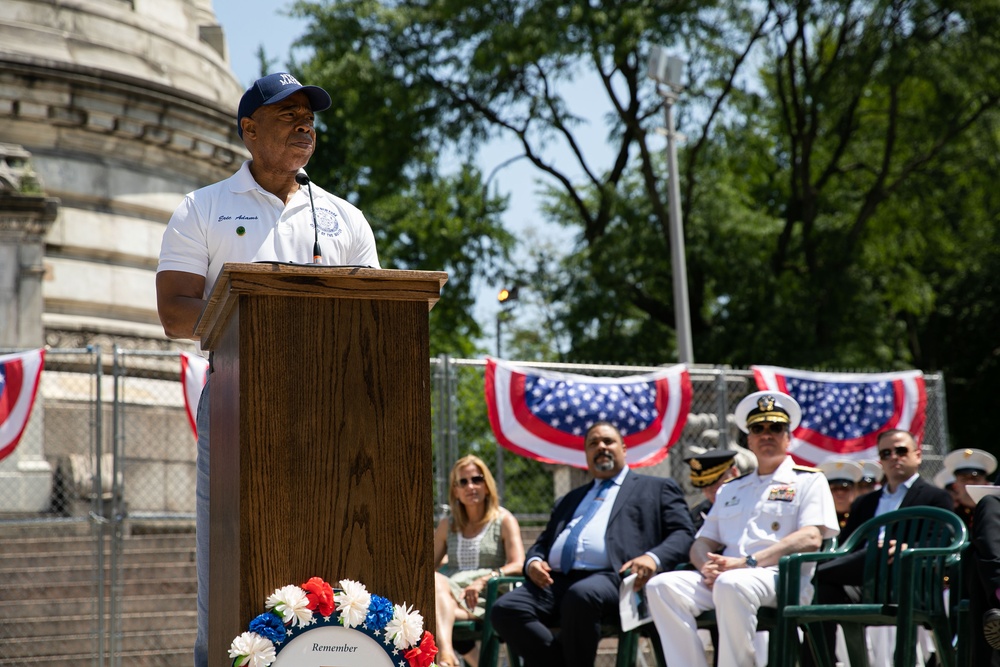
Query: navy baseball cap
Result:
<box><xmin>237</xmin><ymin>72</ymin><xmax>332</xmax><ymax>138</ymax></box>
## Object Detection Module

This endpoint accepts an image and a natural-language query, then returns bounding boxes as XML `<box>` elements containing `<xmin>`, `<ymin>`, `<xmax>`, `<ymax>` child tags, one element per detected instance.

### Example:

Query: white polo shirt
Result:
<box><xmin>158</xmin><ymin>161</ymin><xmax>380</xmax><ymax>299</ymax></box>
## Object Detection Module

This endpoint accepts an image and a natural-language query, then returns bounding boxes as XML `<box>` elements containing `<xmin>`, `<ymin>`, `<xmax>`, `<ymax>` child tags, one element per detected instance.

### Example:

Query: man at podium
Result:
<box><xmin>155</xmin><ymin>72</ymin><xmax>381</xmax><ymax>667</ymax></box>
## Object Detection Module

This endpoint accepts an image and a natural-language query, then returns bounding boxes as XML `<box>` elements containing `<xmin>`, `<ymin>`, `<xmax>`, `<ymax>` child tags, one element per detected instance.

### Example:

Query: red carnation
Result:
<box><xmin>404</xmin><ymin>631</ymin><xmax>438</xmax><ymax>667</ymax></box>
<box><xmin>300</xmin><ymin>577</ymin><xmax>335</xmax><ymax>617</ymax></box>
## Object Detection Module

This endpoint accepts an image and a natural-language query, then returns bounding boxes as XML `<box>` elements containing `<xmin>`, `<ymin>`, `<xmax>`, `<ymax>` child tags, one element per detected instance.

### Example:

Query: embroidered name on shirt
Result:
<box><xmin>767</xmin><ymin>486</ymin><xmax>796</xmax><ymax>502</ymax></box>
<box><xmin>217</xmin><ymin>215</ymin><xmax>259</xmax><ymax>222</ymax></box>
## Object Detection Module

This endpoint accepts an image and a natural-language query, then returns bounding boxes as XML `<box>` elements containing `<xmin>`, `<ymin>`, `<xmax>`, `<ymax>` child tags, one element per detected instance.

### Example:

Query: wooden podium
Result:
<box><xmin>194</xmin><ymin>263</ymin><xmax>447</xmax><ymax>665</ymax></box>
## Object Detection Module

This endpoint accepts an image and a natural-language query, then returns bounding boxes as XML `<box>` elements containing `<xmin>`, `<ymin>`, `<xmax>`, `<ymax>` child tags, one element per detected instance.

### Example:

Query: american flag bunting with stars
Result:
<box><xmin>180</xmin><ymin>351</ymin><xmax>209</xmax><ymax>439</ymax></box>
<box><xmin>0</xmin><ymin>348</ymin><xmax>45</xmax><ymax>463</ymax></box>
<box><xmin>485</xmin><ymin>358</ymin><xmax>691</xmax><ymax>469</ymax></box>
<box><xmin>753</xmin><ymin>365</ymin><xmax>926</xmax><ymax>467</ymax></box>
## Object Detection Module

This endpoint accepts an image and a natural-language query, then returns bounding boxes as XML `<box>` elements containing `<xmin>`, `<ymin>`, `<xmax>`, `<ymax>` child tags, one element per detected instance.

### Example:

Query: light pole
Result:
<box><xmin>494</xmin><ymin>286</ymin><xmax>519</xmax><ymax>500</ymax></box>
<box><xmin>647</xmin><ymin>46</ymin><xmax>694</xmax><ymax>364</ymax></box>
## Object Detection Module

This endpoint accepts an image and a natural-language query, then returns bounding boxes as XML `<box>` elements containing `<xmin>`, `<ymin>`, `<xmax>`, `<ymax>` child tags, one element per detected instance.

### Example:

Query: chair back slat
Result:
<box><xmin>845</xmin><ymin>507</ymin><xmax>964</xmax><ymax>610</ymax></box>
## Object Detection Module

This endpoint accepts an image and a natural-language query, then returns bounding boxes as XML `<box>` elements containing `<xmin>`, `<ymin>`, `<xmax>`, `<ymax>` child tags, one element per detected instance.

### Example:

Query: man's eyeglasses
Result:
<box><xmin>749</xmin><ymin>423</ymin><xmax>787</xmax><ymax>435</ymax></box>
<box><xmin>458</xmin><ymin>475</ymin><xmax>485</xmax><ymax>488</ymax></box>
<box><xmin>877</xmin><ymin>445</ymin><xmax>911</xmax><ymax>460</ymax></box>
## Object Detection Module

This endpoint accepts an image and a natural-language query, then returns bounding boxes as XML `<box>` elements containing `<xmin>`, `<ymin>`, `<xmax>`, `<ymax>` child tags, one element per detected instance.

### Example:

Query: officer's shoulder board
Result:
<box><xmin>792</xmin><ymin>464</ymin><xmax>821</xmax><ymax>474</ymax></box>
<box><xmin>721</xmin><ymin>471</ymin><xmax>751</xmax><ymax>485</ymax></box>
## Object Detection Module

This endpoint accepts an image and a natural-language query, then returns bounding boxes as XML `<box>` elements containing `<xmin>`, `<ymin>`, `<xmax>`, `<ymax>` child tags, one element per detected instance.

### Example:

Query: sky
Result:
<box><xmin>211</xmin><ymin>0</ymin><xmax>614</xmax><ymax>350</ymax></box>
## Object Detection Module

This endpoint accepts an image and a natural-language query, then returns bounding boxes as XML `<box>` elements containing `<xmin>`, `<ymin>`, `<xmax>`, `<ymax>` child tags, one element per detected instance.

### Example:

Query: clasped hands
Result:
<box><xmin>699</xmin><ymin>552</ymin><xmax>752</xmax><ymax>589</ymax></box>
<box><xmin>526</xmin><ymin>554</ymin><xmax>658</xmax><ymax>591</ymax></box>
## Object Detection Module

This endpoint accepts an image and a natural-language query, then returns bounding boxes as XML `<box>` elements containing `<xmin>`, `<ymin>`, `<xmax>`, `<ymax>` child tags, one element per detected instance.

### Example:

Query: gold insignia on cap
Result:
<box><xmin>964</xmin><ymin>449</ymin><xmax>973</xmax><ymax>458</ymax></box>
<box><xmin>758</xmin><ymin>395</ymin><xmax>776</xmax><ymax>412</ymax></box>
<box><xmin>690</xmin><ymin>459</ymin><xmax>703</xmax><ymax>471</ymax></box>
<box><xmin>689</xmin><ymin>460</ymin><xmax>735</xmax><ymax>488</ymax></box>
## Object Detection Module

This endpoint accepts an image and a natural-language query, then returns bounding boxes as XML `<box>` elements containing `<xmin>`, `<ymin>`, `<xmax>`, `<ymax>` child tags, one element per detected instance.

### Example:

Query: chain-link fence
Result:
<box><xmin>0</xmin><ymin>347</ymin><xmax>110</xmax><ymax>667</ymax></box>
<box><xmin>0</xmin><ymin>348</ymin><xmax>952</xmax><ymax>666</ymax></box>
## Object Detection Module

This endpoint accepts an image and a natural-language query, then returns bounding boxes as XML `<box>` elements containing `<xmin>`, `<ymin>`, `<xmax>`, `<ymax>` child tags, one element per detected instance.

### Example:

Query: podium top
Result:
<box><xmin>195</xmin><ymin>263</ymin><xmax>448</xmax><ymax>350</ymax></box>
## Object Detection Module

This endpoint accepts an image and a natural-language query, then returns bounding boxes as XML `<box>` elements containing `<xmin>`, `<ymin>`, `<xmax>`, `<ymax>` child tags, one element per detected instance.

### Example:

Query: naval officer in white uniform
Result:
<box><xmin>645</xmin><ymin>390</ymin><xmax>839</xmax><ymax>667</ymax></box>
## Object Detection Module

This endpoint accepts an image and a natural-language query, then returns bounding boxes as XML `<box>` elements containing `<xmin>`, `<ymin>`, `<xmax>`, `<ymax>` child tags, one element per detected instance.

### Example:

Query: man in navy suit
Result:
<box><xmin>802</xmin><ymin>429</ymin><xmax>954</xmax><ymax>666</ymax></box>
<box><xmin>490</xmin><ymin>421</ymin><xmax>694</xmax><ymax>667</ymax></box>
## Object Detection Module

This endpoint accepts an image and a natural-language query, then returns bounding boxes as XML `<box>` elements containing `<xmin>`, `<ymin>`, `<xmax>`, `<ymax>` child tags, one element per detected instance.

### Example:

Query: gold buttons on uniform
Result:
<box><xmin>772</xmin><ymin>521</ymin><xmax>780</xmax><ymax>531</ymax></box>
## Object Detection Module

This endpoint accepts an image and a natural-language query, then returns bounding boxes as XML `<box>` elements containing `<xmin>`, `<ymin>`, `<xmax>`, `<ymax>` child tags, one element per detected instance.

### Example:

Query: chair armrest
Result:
<box><xmin>483</xmin><ymin>575</ymin><xmax>524</xmax><ymax>607</ymax></box>
<box><xmin>480</xmin><ymin>575</ymin><xmax>525</xmax><ymax>658</ymax></box>
<box><xmin>778</xmin><ymin>548</ymin><xmax>849</xmax><ymax>607</ymax></box>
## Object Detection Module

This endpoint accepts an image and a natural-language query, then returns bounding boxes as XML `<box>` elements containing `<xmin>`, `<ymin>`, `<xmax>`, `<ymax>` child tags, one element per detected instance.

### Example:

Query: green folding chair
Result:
<box><xmin>455</xmin><ymin>574</ymin><xmax>523</xmax><ymax>667</ymax></box>
<box><xmin>776</xmin><ymin>506</ymin><xmax>967</xmax><ymax>667</ymax></box>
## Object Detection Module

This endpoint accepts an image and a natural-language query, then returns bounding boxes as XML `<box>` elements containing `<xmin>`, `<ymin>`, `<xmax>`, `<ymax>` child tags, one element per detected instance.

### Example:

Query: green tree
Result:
<box><xmin>288</xmin><ymin>0</ymin><xmax>1000</xmax><ymax>453</ymax></box>
<box><xmin>289</xmin><ymin>4</ymin><xmax>516</xmax><ymax>356</ymax></box>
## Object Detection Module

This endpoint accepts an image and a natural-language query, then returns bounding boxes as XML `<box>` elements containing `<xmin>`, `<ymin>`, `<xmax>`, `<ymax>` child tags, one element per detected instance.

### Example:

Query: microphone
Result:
<box><xmin>295</xmin><ymin>169</ymin><xmax>322</xmax><ymax>263</ymax></box>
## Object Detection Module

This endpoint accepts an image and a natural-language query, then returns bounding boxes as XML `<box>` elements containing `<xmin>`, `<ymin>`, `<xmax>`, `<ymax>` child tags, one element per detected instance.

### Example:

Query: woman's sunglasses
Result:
<box><xmin>457</xmin><ymin>475</ymin><xmax>485</xmax><ymax>488</ymax></box>
<box><xmin>748</xmin><ymin>423</ymin><xmax>787</xmax><ymax>435</ymax></box>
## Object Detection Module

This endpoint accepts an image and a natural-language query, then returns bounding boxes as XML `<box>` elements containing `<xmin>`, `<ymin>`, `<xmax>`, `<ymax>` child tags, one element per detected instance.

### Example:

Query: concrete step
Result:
<box><xmin>0</xmin><ymin>561</ymin><xmax>196</xmax><ymax>586</ymax></box>
<box><xmin>0</xmin><ymin>576</ymin><xmax>196</xmax><ymax>602</ymax></box>
<box><xmin>3</xmin><ymin>609</ymin><xmax>197</xmax><ymax>640</ymax></box>
<box><xmin>0</xmin><ymin>546</ymin><xmax>194</xmax><ymax>570</ymax></box>
<box><xmin>0</xmin><ymin>592</ymin><xmax>194</xmax><ymax>617</ymax></box>
<box><xmin>0</xmin><ymin>628</ymin><xmax>196</xmax><ymax>664</ymax></box>
<box><xmin>1</xmin><ymin>531</ymin><xmax>195</xmax><ymax>556</ymax></box>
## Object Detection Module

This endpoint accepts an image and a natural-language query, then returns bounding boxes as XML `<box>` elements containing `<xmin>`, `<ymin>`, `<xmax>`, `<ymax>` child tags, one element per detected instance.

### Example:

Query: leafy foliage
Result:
<box><xmin>288</xmin><ymin>0</ymin><xmax>1000</xmax><ymax>455</ymax></box>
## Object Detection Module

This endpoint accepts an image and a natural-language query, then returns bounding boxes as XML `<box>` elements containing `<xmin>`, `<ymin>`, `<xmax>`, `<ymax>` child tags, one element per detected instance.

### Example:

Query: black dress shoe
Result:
<box><xmin>985</xmin><ymin>608</ymin><xmax>1000</xmax><ymax>651</ymax></box>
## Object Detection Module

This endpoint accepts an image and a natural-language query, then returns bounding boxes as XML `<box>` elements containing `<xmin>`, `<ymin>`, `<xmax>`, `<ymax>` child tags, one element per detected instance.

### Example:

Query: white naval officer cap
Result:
<box><xmin>818</xmin><ymin>458</ymin><xmax>864</xmax><ymax>486</ymax></box>
<box><xmin>944</xmin><ymin>448</ymin><xmax>997</xmax><ymax>479</ymax></box>
<box><xmin>733</xmin><ymin>390</ymin><xmax>802</xmax><ymax>434</ymax></box>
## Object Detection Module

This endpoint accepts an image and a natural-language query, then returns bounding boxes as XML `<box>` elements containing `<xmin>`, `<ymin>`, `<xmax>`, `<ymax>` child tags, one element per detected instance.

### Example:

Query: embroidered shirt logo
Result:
<box><xmin>314</xmin><ymin>207</ymin><xmax>343</xmax><ymax>237</ymax></box>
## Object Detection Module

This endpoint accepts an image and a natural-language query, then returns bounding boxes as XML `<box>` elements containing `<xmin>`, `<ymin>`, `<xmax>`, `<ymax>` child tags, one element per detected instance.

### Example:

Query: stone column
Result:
<box><xmin>0</xmin><ymin>190</ymin><xmax>58</xmax><ymax>512</ymax></box>
<box><xmin>0</xmin><ymin>192</ymin><xmax>57</xmax><ymax>347</ymax></box>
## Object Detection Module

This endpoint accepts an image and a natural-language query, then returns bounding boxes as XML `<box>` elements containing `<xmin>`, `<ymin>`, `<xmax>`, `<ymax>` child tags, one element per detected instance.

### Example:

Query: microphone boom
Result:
<box><xmin>296</xmin><ymin>169</ymin><xmax>322</xmax><ymax>263</ymax></box>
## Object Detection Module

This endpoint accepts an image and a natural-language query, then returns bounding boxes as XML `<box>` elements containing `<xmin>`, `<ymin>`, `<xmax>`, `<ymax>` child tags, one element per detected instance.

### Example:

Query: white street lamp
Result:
<box><xmin>648</xmin><ymin>46</ymin><xmax>694</xmax><ymax>364</ymax></box>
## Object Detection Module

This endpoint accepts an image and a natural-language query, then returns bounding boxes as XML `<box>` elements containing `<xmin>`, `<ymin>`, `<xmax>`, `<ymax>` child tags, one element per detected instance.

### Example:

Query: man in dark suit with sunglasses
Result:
<box><xmin>801</xmin><ymin>429</ymin><xmax>954</xmax><ymax>666</ymax></box>
<box><xmin>490</xmin><ymin>420</ymin><xmax>694</xmax><ymax>667</ymax></box>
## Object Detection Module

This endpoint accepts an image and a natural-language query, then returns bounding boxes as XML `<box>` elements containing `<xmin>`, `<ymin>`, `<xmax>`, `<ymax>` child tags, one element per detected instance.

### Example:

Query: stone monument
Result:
<box><xmin>0</xmin><ymin>0</ymin><xmax>248</xmax><ymax>511</ymax></box>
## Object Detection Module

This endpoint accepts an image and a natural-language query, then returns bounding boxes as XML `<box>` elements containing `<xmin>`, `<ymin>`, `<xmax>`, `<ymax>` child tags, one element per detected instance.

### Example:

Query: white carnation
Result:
<box><xmin>266</xmin><ymin>584</ymin><xmax>312</xmax><ymax>627</ymax></box>
<box><xmin>334</xmin><ymin>579</ymin><xmax>372</xmax><ymax>629</ymax></box>
<box><xmin>228</xmin><ymin>631</ymin><xmax>276</xmax><ymax>667</ymax></box>
<box><xmin>384</xmin><ymin>602</ymin><xmax>424</xmax><ymax>649</ymax></box>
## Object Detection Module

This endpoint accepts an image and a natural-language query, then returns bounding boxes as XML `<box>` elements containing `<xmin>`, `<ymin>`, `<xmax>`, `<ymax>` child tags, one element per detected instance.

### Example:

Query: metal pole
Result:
<box><xmin>495</xmin><ymin>312</ymin><xmax>505</xmax><ymax>500</ymax></box>
<box><xmin>664</xmin><ymin>94</ymin><xmax>694</xmax><ymax>364</ymax></box>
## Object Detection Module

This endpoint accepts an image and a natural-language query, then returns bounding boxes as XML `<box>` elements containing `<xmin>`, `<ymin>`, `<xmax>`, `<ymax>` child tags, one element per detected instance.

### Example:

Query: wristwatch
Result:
<box><xmin>745</xmin><ymin>554</ymin><xmax>758</xmax><ymax>568</ymax></box>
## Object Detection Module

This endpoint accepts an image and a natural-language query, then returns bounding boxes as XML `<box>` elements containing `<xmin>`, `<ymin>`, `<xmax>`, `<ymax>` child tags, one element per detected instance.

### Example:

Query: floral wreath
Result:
<box><xmin>229</xmin><ymin>576</ymin><xmax>439</xmax><ymax>667</ymax></box>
